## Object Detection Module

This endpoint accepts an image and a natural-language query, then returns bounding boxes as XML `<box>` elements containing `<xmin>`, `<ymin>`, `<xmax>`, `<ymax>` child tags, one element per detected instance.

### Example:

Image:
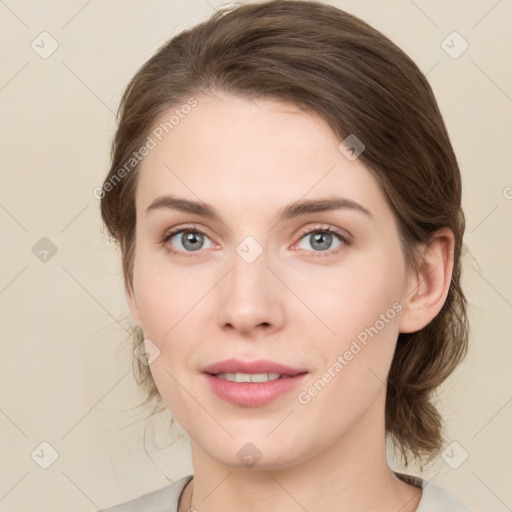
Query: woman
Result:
<box><xmin>99</xmin><ymin>1</ymin><xmax>474</xmax><ymax>510</ymax></box>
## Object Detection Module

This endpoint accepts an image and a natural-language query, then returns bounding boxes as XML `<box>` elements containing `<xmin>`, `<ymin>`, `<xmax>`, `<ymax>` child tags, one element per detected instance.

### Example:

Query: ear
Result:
<box><xmin>398</xmin><ymin>227</ymin><xmax>455</xmax><ymax>333</ymax></box>
<box><xmin>125</xmin><ymin>281</ymin><xmax>143</xmax><ymax>327</ymax></box>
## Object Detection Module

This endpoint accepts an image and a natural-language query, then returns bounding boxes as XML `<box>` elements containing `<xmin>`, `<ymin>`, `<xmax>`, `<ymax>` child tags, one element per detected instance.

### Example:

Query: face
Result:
<box><xmin>126</xmin><ymin>91</ymin><xmax>413</xmax><ymax>470</ymax></box>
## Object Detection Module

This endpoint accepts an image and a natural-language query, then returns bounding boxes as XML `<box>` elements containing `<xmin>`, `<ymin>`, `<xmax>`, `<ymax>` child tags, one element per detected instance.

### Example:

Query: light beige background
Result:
<box><xmin>0</xmin><ymin>0</ymin><xmax>511</xmax><ymax>511</ymax></box>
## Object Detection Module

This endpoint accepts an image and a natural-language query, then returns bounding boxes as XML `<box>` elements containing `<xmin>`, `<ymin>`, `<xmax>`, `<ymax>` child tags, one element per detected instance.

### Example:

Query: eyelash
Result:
<box><xmin>160</xmin><ymin>224</ymin><xmax>351</xmax><ymax>258</ymax></box>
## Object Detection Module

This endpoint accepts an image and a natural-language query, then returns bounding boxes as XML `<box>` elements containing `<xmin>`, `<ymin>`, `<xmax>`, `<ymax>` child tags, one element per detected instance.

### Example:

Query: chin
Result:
<box><xmin>199</xmin><ymin>438</ymin><xmax>312</xmax><ymax>472</ymax></box>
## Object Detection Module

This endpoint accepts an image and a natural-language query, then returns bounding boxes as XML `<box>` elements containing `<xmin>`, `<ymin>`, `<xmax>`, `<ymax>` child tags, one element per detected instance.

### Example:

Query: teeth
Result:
<box><xmin>216</xmin><ymin>372</ymin><xmax>281</xmax><ymax>383</ymax></box>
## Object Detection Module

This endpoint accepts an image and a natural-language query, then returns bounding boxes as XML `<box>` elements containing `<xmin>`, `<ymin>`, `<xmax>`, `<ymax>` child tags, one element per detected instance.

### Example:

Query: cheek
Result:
<box><xmin>131</xmin><ymin>255</ymin><xmax>211</xmax><ymax>404</ymax></box>
<box><xmin>290</xmin><ymin>249</ymin><xmax>405</xmax><ymax>409</ymax></box>
<box><xmin>289</xmin><ymin>249</ymin><xmax>406</xmax><ymax>341</ymax></box>
<box><xmin>295</xmin><ymin>280</ymin><xmax>401</xmax><ymax>432</ymax></box>
<box><xmin>132</xmin><ymin>248</ymin><xmax>212</xmax><ymax>335</ymax></box>
<box><xmin>147</xmin><ymin>358</ymin><xmax>183</xmax><ymax>411</ymax></box>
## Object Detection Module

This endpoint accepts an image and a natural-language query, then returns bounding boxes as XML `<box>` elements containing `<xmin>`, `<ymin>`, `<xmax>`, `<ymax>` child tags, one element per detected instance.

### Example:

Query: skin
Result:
<box><xmin>125</xmin><ymin>90</ymin><xmax>454</xmax><ymax>512</ymax></box>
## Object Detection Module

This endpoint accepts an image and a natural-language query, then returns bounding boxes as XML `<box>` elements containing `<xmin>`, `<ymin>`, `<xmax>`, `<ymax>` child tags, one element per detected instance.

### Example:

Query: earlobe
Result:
<box><xmin>125</xmin><ymin>282</ymin><xmax>142</xmax><ymax>327</ymax></box>
<box><xmin>398</xmin><ymin>228</ymin><xmax>455</xmax><ymax>334</ymax></box>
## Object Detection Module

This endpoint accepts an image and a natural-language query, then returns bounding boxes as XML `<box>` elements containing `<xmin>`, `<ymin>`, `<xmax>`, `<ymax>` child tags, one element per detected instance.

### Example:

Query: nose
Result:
<box><xmin>215</xmin><ymin>243</ymin><xmax>285</xmax><ymax>337</ymax></box>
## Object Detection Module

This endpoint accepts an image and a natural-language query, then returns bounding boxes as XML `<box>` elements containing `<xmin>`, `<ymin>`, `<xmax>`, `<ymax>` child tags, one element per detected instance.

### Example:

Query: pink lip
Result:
<box><xmin>202</xmin><ymin>358</ymin><xmax>307</xmax><ymax>376</ymax></box>
<box><xmin>204</xmin><ymin>373</ymin><xmax>308</xmax><ymax>407</ymax></box>
<box><xmin>202</xmin><ymin>359</ymin><xmax>308</xmax><ymax>407</ymax></box>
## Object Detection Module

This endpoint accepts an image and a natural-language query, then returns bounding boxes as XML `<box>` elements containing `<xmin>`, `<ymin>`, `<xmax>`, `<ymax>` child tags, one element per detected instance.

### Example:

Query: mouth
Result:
<box><xmin>211</xmin><ymin>372</ymin><xmax>294</xmax><ymax>383</ymax></box>
<box><xmin>202</xmin><ymin>358</ymin><xmax>307</xmax><ymax>376</ymax></box>
<box><xmin>202</xmin><ymin>359</ymin><xmax>308</xmax><ymax>407</ymax></box>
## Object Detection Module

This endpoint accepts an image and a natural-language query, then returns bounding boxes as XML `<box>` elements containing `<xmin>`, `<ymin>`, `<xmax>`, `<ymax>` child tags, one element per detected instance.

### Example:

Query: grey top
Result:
<box><xmin>101</xmin><ymin>472</ymin><xmax>476</xmax><ymax>512</ymax></box>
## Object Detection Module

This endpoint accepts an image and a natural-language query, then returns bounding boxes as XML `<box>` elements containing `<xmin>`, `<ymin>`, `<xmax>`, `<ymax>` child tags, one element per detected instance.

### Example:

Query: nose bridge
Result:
<box><xmin>216</xmin><ymin>235</ymin><xmax>283</xmax><ymax>332</ymax></box>
<box><xmin>229</xmin><ymin>235</ymin><xmax>271</xmax><ymax>298</ymax></box>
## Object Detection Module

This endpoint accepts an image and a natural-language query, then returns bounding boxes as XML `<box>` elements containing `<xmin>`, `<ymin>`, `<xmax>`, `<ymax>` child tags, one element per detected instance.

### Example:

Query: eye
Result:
<box><xmin>161</xmin><ymin>226</ymin><xmax>216</xmax><ymax>255</ymax></box>
<box><xmin>293</xmin><ymin>225</ymin><xmax>350</xmax><ymax>256</ymax></box>
<box><xmin>160</xmin><ymin>224</ymin><xmax>351</xmax><ymax>258</ymax></box>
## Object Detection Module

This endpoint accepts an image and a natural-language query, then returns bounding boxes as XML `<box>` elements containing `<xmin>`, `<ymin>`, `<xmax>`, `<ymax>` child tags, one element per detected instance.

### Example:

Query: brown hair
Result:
<box><xmin>100</xmin><ymin>0</ymin><xmax>469</xmax><ymax>468</ymax></box>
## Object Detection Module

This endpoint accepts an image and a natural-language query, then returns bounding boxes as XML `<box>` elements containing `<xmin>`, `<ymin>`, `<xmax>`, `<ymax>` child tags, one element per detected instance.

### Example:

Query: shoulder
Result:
<box><xmin>395</xmin><ymin>472</ymin><xmax>477</xmax><ymax>512</ymax></box>
<box><xmin>101</xmin><ymin>474</ymin><xmax>193</xmax><ymax>512</ymax></box>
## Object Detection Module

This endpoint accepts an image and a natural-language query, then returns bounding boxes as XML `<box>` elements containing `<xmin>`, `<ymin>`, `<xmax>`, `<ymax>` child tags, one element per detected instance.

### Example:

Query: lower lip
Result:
<box><xmin>204</xmin><ymin>373</ymin><xmax>308</xmax><ymax>407</ymax></box>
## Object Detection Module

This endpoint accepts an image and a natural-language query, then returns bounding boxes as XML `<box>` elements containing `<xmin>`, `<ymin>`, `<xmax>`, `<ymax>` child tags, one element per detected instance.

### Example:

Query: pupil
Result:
<box><xmin>313</xmin><ymin>232</ymin><xmax>331</xmax><ymax>250</ymax></box>
<box><xmin>184</xmin><ymin>231</ymin><xmax>202</xmax><ymax>251</ymax></box>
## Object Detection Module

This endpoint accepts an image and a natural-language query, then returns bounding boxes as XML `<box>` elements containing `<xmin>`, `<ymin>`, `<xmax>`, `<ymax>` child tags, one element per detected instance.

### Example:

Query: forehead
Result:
<box><xmin>135</xmin><ymin>92</ymin><xmax>387</xmax><ymax>222</ymax></box>
<box><xmin>147</xmin><ymin>92</ymin><xmax>339</xmax><ymax>162</ymax></box>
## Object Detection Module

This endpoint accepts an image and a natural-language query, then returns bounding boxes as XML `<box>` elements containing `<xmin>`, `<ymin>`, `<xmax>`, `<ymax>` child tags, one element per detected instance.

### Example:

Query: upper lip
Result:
<box><xmin>202</xmin><ymin>359</ymin><xmax>308</xmax><ymax>376</ymax></box>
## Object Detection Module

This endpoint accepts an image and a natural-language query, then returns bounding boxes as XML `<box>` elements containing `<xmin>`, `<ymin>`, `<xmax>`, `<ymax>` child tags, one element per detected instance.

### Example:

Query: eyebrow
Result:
<box><xmin>145</xmin><ymin>194</ymin><xmax>373</xmax><ymax>222</ymax></box>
